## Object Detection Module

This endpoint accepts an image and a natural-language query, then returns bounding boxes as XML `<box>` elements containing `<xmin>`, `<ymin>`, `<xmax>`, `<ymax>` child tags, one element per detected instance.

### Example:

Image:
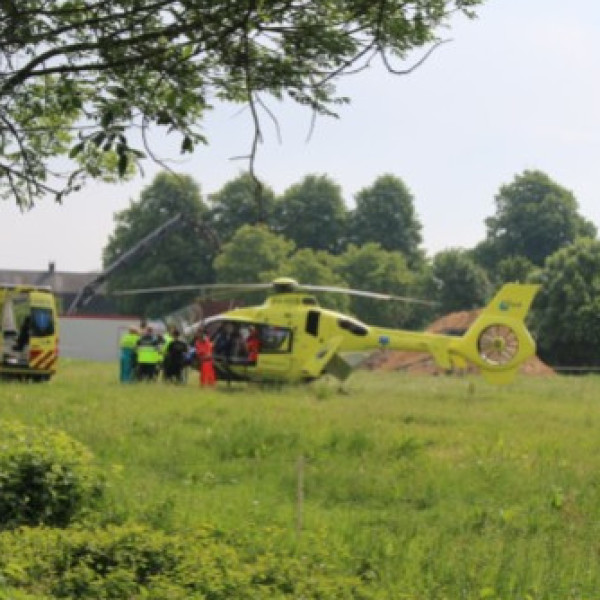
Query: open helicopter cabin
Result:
<box><xmin>0</xmin><ymin>284</ymin><xmax>59</xmax><ymax>381</ymax></box>
<box><xmin>202</xmin><ymin>316</ymin><xmax>294</xmax><ymax>382</ymax></box>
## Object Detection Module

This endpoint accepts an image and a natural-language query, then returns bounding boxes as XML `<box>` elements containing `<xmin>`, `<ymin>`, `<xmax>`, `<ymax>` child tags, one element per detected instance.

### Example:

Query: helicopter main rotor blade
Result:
<box><xmin>111</xmin><ymin>283</ymin><xmax>272</xmax><ymax>296</ymax></box>
<box><xmin>300</xmin><ymin>284</ymin><xmax>439</xmax><ymax>306</ymax></box>
<box><xmin>111</xmin><ymin>278</ymin><xmax>438</xmax><ymax>307</ymax></box>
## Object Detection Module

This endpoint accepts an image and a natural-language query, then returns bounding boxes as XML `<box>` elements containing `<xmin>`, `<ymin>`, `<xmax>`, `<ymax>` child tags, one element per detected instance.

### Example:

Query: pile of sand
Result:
<box><xmin>365</xmin><ymin>309</ymin><xmax>553</xmax><ymax>377</ymax></box>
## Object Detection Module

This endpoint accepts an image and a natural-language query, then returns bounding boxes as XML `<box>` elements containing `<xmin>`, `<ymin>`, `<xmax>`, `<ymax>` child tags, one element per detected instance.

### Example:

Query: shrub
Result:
<box><xmin>0</xmin><ymin>421</ymin><xmax>105</xmax><ymax>529</ymax></box>
<box><xmin>0</xmin><ymin>524</ymin><xmax>375</xmax><ymax>599</ymax></box>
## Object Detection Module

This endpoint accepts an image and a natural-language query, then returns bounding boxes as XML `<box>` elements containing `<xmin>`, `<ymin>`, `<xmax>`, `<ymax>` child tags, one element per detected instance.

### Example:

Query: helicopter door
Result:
<box><xmin>1</xmin><ymin>292</ymin><xmax>29</xmax><ymax>368</ymax></box>
<box><xmin>256</xmin><ymin>325</ymin><xmax>293</xmax><ymax>374</ymax></box>
<box><xmin>206</xmin><ymin>319</ymin><xmax>293</xmax><ymax>375</ymax></box>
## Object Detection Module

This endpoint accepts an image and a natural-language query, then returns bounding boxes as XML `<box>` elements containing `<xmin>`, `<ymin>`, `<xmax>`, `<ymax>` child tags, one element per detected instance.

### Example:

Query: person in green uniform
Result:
<box><xmin>119</xmin><ymin>326</ymin><xmax>139</xmax><ymax>382</ymax></box>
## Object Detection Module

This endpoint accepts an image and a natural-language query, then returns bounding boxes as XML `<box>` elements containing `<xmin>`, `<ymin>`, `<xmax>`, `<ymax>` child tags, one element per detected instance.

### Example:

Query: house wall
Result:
<box><xmin>59</xmin><ymin>316</ymin><xmax>140</xmax><ymax>362</ymax></box>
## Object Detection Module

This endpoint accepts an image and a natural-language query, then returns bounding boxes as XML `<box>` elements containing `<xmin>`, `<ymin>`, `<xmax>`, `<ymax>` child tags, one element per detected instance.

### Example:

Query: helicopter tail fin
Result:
<box><xmin>449</xmin><ymin>283</ymin><xmax>540</xmax><ymax>384</ymax></box>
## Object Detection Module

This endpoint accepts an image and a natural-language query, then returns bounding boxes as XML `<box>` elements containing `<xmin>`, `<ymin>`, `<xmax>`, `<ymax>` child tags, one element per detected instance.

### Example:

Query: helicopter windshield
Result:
<box><xmin>260</xmin><ymin>325</ymin><xmax>292</xmax><ymax>352</ymax></box>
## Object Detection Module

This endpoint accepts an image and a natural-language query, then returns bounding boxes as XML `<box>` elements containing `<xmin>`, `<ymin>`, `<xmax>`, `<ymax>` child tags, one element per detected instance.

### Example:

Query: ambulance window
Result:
<box><xmin>30</xmin><ymin>308</ymin><xmax>55</xmax><ymax>337</ymax></box>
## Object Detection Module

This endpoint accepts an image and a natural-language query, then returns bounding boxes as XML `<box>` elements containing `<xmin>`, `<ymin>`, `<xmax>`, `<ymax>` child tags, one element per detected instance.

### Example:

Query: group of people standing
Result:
<box><xmin>119</xmin><ymin>324</ymin><xmax>216</xmax><ymax>386</ymax></box>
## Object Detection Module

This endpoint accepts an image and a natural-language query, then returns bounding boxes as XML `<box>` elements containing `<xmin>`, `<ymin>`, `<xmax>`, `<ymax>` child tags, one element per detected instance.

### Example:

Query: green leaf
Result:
<box><xmin>156</xmin><ymin>111</ymin><xmax>172</xmax><ymax>125</ymax></box>
<box><xmin>68</xmin><ymin>141</ymin><xmax>85</xmax><ymax>158</ymax></box>
<box><xmin>101</xmin><ymin>110</ymin><xmax>114</xmax><ymax>128</ymax></box>
<box><xmin>118</xmin><ymin>153</ymin><xmax>128</xmax><ymax>177</ymax></box>
<box><xmin>92</xmin><ymin>132</ymin><xmax>106</xmax><ymax>147</ymax></box>
<box><xmin>108</xmin><ymin>86</ymin><xmax>128</xmax><ymax>98</ymax></box>
<box><xmin>181</xmin><ymin>136</ymin><xmax>194</xmax><ymax>154</ymax></box>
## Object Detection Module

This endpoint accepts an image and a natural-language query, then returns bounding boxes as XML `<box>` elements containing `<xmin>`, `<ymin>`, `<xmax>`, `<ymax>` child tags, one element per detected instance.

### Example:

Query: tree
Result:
<box><xmin>213</xmin><ymin>224</ymin><xmax>295</xmax><ymax>285</ymax></box>
<box><xmin>349</xmin><ymin>174</ymin><xmax>424</xmax><ymax>267</ymax></box>
<box><xmin>208</xmin><ymin>173</ymin><xmax>277</xmax><ymax>243</ymax></box>
<box><xmin>0</xmin><ymin>1</ymin><xmax>483</xmax><ymax>208</ymax></box>
<box><xmin>275</xmin><ymin>175</ymin><xmax>348</xmax><ymax>254</ymax></box>
<box><xmin>430</xmin><ymin>248</ymin><xmax>491</xmax><ymax>314</ymax></box>
<box><xmin>475</xmin><ymin>170</ymin><xmax>597</xmax><ymax>270</ymax></box>
<box><xmin>103</xmin><ymin>172</ymin><xmax>215</xmax><ymax>317</ymax></box>
<box><xmin>530</xmin><ymin>238</ymin><xmax>600</xmax><ymax>368</ymax></box>
<box><xmin>495</xmin><ymin>255</ymin><xmax>535</xmax><ymax>285</ymax></box>
<box><xmin>336</xmin><ymin>243</ymin><xmax>418</xmax><ymax>327</ymax></box>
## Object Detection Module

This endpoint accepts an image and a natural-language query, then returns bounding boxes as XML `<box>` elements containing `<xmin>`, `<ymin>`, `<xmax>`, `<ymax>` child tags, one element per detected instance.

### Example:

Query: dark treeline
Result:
<box><xmin>103</xmin><ymin>170</ymin><xmax>600</xmax><ymax>369</ymax></box>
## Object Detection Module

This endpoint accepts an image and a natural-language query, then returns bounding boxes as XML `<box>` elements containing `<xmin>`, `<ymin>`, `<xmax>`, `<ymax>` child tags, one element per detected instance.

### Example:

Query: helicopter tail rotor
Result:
<box><xmin>449</xmin><ymin>283</ymin><xmax>540</xmax><ymax>383</ymax></box>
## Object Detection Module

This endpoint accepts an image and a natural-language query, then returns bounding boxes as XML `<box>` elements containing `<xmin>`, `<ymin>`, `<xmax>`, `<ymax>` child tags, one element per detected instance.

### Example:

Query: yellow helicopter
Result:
<box><xmin>116</xmin><ymin>278</ymin><xmax>540</xmax><ymax>385</ymax></box>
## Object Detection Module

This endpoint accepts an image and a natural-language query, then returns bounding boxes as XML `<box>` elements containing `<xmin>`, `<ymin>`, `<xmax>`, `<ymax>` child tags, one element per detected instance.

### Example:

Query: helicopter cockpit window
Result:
<box><xmin>305</xmin><ymin>310</ymin><xmax>320</xmax><ymax>336</ymax></box>
<box><xmin>260</xmin><ymin>326</ymin><xmax>292</xmax><ymax>353</ymax></box>
<box><xmin>337</xmin><ymin>318</ymin><xmax>368</xmax><ymax>336</ymax></box>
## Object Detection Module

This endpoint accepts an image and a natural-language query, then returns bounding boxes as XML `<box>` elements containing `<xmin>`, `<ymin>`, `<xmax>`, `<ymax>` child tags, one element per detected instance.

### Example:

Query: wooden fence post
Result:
<box><xmin>296</xmin><ymin>455</ymin><xmax>305</xmax><ymax>534</ymax></box>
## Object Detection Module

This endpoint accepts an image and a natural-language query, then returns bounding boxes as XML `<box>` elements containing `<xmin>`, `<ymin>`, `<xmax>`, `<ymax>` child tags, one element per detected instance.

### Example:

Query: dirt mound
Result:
<box><xmin>366</xmin><ymin>309</ymin><xmax>553</xmax><ymax>377</ymax></box>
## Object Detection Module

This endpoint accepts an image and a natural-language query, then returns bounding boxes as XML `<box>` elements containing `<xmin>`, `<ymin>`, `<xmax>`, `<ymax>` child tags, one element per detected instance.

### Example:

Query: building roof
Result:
<box><xmin>0</xmin><ymin>264</ymin><xmax>99</xmax><ymax>294</ymax></box>
<box><xmin>0</xmin><ymin>264</ymin><xmax>117</xmax><ymax>315</ymax></box>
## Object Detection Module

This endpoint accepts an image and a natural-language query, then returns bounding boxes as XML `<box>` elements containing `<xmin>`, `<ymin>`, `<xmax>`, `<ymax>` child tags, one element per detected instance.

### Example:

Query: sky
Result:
<box><xmin>2</xmin><ymin>0</ymin><xmax>599</xmax><ymax>273</ymax></box>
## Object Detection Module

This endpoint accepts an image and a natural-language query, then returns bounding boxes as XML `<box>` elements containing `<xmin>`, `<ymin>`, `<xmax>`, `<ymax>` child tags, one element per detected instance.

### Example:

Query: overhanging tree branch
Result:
<box><xmin>0</xmin><ymin>0</ymin><xmax>483</xmax><ymax>208</ymax></box>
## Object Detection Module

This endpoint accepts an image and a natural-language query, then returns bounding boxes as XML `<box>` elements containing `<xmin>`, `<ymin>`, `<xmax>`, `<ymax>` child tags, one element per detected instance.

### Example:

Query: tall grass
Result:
<box><xmin>2</xmin><ymin>361</ymin><xmax>600</xmax><ymax>598</ymax></box>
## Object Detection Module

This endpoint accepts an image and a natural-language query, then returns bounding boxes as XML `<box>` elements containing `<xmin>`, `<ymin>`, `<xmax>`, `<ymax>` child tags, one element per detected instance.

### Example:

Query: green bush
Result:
<box><xmin>0</xmin><ymin>421</ymin><xmax>104</xmax><ymax>529</ymax></box>
<box><xmin>0</xmin><ymin>524</ymin><xmax>375</xmax><ymax>599</ymax></box>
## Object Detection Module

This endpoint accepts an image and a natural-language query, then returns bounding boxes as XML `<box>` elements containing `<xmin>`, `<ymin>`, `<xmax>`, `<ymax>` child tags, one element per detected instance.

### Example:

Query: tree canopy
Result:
<box><xmin>530</xmin><ymin>238</ymin><xmax>600</xmax><ymax>368</ymax></box>
<box><xmin>213</xmin><ymin>224</ymin><xmax>295</xmax><ymax>285</ymax></box>
<box><xmin>275</xmin><ymin>175</ymin><xmax>347</xmax><ymax>254</ymax></box>
<box><xmin>337</xmin><ymin>243</ymin><xmax>417</xmax><ymax>327</ymax></box>
<box><xmin>103</xmin><ymin>172</ymin><xmax>215</xmax><ymax>317</ymax></box>
<box><xmin>207</xmin><ymin>172</ymin><xmax>277</xmax><ymax>243</ymax></box>
<box><xmin>1</xmin><ymin>0</ymin><xmax>483</xmax><ymax>208</ymax></box>
<box><xmin>475</xmin><ymin>170</ymin><xmax>597</xmax><ymax>269</ymax></box>
<box><xmin>430</xmin><ymin>248</ymin><xmax>491</xmax><ymax>314</ymax></box>
<box><xmin>349</xmin><ymin>174</ymin><xmax>423</xmax><ymax>266</ymax></box>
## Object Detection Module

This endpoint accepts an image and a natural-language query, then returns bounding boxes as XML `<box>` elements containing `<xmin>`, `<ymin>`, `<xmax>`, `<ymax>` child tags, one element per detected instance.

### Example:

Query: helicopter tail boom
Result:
<box><xmin>371</xmin><ymin>283</ymin><xmax>540</xmax><ymax>384</ymax></box>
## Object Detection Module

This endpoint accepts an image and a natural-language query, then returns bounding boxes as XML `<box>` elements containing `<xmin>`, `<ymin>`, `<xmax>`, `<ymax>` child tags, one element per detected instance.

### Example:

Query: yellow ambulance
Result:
<box><xmin>0</xmin><ymin>284</ymin><xmax>59</xmax><ymax>381</ymax></box>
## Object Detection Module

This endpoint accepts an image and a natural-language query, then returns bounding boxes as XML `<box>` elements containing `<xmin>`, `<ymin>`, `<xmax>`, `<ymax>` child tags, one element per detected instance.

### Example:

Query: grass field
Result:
<box><xmin>2</xmin><ymin>361</ymin><xmax>600</xmax><ymax>598</ymax></box>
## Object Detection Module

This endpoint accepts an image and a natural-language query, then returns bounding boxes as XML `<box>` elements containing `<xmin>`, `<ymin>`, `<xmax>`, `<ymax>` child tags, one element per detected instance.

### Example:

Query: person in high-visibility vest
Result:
<box><xmin>161</xmin><ymin>328</ymin><xmax>173</xmax><ymax>357</ymax></box>
<box><xmin>136</xmin><ymin>326</ymin><xmax>161</xmax><ymax>381</ymax></box>
<box><xmin>194</xmin><ymin>331</ymin><xmax>216</xmax><ymax>386</ymax></box>
<box><xmin>119</xmin><ymin>326</ymin><xmax>139</xmax><ymax>382</ymax></box>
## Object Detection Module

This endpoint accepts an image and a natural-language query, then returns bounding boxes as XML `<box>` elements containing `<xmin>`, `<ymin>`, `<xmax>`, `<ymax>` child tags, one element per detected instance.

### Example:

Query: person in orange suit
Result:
<box><xmin>245</xmin><ymin>326</ymin><xmax>260</xmax><ymax>364</ymax></box>
<box><xmin>195</xmin><ymin>330</ymin><xmax>216</xmax><ymax>386</ymax></box>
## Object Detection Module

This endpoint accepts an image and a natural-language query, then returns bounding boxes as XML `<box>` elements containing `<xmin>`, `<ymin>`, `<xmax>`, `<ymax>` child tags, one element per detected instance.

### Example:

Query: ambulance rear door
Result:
<box><xmin>28</xmin><ymin>290</ymin><xmax>58</xmax><ymax>375</ymax></box>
